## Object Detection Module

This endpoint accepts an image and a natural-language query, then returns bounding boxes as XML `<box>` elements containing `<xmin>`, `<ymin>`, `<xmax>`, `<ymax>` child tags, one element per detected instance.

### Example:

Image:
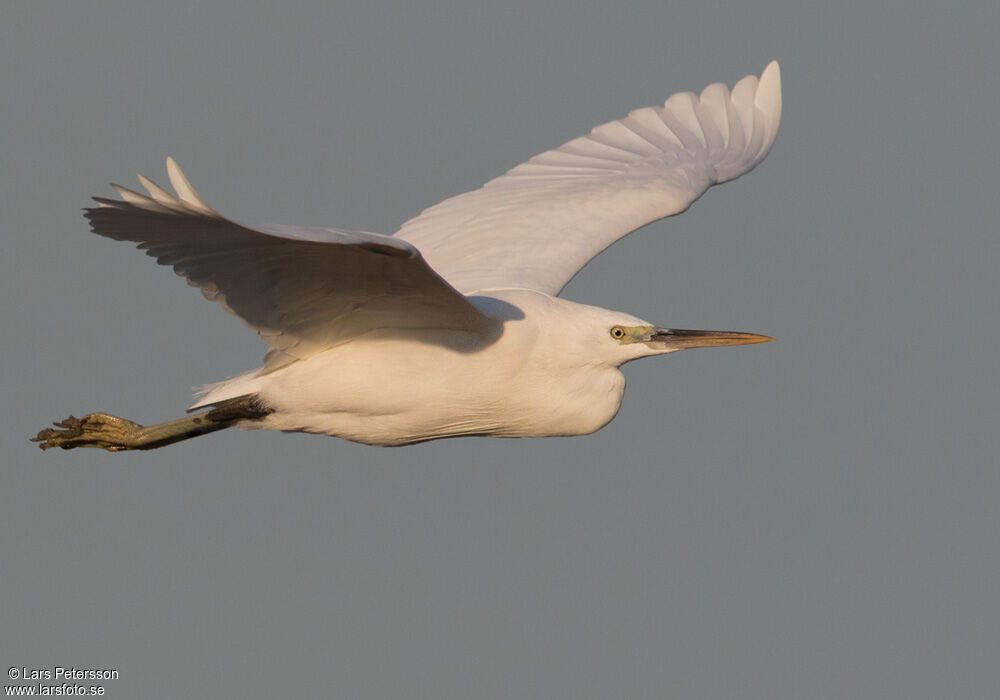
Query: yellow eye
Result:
<box><xmin>610</xmin><ymin>326</ymin><xmax>626</xmax><ymax>340</ymax></box>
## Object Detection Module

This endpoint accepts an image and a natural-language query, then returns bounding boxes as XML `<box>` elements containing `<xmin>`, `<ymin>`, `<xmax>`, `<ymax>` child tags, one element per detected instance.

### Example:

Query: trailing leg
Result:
<box><xmin>31</xmin><ymin>396</ymin><xmax>271</xmax><ymax>452</ymax></box>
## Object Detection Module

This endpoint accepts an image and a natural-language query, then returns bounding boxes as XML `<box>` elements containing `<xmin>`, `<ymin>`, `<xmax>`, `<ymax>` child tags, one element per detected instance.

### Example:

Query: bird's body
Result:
<box><xmin>34</xmin><ymin>62</ymin><xmax>782</xmax><ymax>452</ymax></box>
<box><xmin>230</xmin><ymin>291</ymin><xmax>640</xmax><ymax>445</ymax></box>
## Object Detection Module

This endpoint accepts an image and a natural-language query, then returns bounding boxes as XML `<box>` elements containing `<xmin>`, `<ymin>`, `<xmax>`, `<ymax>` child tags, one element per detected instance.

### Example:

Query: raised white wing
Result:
<box><xmin>86</xmin><ymin>158</ymin><xmax>492</xmax><ymax>369</ymax></box>
<box><xmin>395</xmin><ymin>61</ymin><xmax>781</xmax><ymax>295</ymax></box>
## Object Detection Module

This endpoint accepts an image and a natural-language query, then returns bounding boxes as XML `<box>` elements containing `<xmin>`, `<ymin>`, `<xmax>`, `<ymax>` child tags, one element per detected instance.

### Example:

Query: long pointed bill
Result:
<box><xmin>646</xmin><ymin>328</ymin><xmax>774</xmax><ymax>350</ymax></box>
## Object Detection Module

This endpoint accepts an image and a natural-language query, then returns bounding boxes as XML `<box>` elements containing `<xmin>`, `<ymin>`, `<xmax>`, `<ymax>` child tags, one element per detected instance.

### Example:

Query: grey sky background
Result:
<box><xmin>2</xmin><ymin>1</ymin><xmax>997</xmax><ymax>698</ymax></box>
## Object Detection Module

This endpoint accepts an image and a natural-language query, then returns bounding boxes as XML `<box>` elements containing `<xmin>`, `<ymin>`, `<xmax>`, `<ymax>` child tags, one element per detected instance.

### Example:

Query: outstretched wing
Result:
<box><xmin>395</xmin><ymin>62</ymin><xmax>781</xmax><ymax>295</ymax></box>
<box><xmin>86</xmin><ymin>158</ymin><xmax>492</xmax><ymax>369</ymax></box>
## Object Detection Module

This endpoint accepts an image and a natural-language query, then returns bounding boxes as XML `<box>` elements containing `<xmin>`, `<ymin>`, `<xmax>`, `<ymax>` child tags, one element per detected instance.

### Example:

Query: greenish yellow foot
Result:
<box><xmin>31</xmin><ymin>413</ymin><xmax>142</xmax><ymax>452</ymax></box>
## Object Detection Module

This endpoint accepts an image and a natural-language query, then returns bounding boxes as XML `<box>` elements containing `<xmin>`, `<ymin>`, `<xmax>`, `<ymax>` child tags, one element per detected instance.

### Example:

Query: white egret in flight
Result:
<box><xmin>33</xmin><ymin>62</ymin><xmax>781</xmax><ymax>452</ymax></box>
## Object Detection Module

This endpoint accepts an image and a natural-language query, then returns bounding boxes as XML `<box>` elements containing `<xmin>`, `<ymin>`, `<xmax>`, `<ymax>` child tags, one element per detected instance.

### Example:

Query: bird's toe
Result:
<box><xmin>31</xmin><ymin>412</ymin><xmax>141</xmax><ymax>451</ymax></box>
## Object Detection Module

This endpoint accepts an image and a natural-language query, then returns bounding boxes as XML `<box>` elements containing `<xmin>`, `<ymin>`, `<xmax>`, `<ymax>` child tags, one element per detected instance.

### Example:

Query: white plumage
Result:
<box><xmin>34</xmin><ymin>62</ymin><xmax>781</xmax><ymax>451</ymax></box>
<box><xmin>398</xmin><ymin>62</ymin><xmax>780</xmax><ymax>295</ymax></box>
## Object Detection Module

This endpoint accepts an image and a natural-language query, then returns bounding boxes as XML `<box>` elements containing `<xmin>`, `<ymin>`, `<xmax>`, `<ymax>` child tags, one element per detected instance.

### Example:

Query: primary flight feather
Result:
<box><xmin>33</xmin><ymin>61</ymin><xmax>781</xmax><ymax>451</ymax></box>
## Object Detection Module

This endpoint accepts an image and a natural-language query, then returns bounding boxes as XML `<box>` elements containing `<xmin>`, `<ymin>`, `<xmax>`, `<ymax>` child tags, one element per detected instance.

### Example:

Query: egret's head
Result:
<box><xmin>598</xmin><ymin>315</ymin><xmax>772</xmax><ymax>366</ymax></box>
<box><xmin>493</xmin><ymin>292</ymin><xmax>772</xmax><ymax>368</ymax></box>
